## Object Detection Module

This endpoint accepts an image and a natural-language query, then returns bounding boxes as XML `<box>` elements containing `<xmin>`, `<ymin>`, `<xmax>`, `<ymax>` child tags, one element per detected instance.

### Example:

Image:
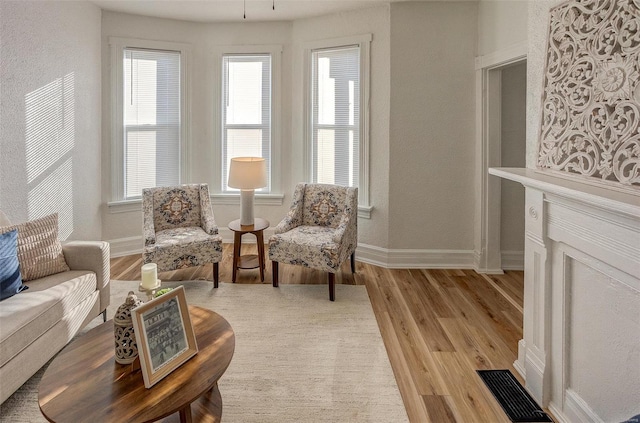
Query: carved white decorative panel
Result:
<box><xmin>538</xmin><ymin>0</ymin><xmax>640</xmax><ymax>188</ymax></box>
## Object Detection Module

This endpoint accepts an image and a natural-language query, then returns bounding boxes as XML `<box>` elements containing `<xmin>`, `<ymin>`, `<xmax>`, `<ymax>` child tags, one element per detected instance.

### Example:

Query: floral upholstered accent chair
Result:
<box><xmin>269</xmin><ymin>183</ymin><xmax>358</xmax><ymax>301</ymax></box>
<box><xmin>142</xmin><ymin>184</ymin><xmax>223</xmax><ymax>287</ymax></box>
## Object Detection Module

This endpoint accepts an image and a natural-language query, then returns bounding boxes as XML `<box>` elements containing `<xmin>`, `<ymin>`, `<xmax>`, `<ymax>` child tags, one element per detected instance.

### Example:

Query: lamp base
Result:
<box><xmin>240</xmin><ymin>189</ymin><xmax>255</xmax><ymax>226</ymax></box>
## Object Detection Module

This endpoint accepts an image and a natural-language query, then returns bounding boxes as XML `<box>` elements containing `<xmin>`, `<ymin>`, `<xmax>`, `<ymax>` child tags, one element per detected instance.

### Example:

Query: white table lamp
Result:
<box><xmin>228</xmin><ymin>157</ymin><xmax>267</xmax><ymax>225</ymax></box>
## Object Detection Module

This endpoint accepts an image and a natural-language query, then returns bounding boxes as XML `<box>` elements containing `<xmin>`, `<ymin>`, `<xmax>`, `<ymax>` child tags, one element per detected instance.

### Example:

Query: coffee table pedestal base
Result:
<box><xmin>159</xmin><ymin>383</ymin><xmax>222</xmax><ymax>423</ymax></box>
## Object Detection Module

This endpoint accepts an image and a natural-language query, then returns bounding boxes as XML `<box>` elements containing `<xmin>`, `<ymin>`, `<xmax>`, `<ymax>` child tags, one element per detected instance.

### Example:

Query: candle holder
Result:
<box><xmin>138</xmin><ymin>279</ymin><xmax>161</xmax><ymax>301</ymax></box>
<box><xmin>114</xmin><ymin>291</ymin><xmax>143</xmax><ymax>365</ymax></box>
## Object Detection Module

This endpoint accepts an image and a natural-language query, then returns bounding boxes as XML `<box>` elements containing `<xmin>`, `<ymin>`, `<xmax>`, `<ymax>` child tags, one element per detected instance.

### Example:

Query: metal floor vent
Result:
<box><xmin>477</xmin><ymin>370</ymin><xmax>552</xmax><ymax>423</ymax></box>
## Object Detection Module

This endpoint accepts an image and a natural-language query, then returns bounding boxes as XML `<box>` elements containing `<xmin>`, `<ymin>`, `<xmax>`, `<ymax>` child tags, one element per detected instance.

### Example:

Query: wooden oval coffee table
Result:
<box><xmin>39</xmin><ymin>306</ymin><xmax>235</xmax><ymax>423</ymax></box>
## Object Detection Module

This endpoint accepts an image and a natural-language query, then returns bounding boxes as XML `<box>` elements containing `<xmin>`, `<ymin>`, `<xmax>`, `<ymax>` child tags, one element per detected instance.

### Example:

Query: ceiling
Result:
<box><xmin>90</xmin><ymin>0</ymin><xmax>475</xmax><ymax>23</ymax></box>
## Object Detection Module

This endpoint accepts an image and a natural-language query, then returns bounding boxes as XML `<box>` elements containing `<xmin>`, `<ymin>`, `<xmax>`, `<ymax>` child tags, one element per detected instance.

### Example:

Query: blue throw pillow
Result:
<box><xmin>0</xmin><ymin>229</ymin><xmax>28</xmax><ymax>301</ymax></box>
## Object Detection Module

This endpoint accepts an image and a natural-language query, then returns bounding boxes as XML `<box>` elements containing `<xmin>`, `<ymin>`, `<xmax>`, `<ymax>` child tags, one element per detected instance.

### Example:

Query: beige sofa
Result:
<box><xmin>0</xmin><ymin>212</ymin><xmax>110</xmax><ymax>404</ymax></box>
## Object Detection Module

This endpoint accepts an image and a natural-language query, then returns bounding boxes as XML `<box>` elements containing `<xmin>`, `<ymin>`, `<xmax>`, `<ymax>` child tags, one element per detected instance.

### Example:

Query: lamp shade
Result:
<box><xmin>228</xmin><ymin>157</ymin><xmax>267</xmax><ymax>189</ymax></box>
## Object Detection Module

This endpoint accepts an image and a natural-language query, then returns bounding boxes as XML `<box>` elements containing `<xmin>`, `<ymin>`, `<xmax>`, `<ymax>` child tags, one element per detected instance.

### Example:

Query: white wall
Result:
<box><xmin>388</xmin><ymin>1</ymin><xmax>477</xmax><ymax>250</ymax></box>
<box><xmin>0</xmin><ymin>1</ymin><xmax>102</xmax><ymax>240</ymax></box>
<box><xmin>478</xmin><ymin>0</ymin><xmax>528</xmax><ymax>56</ymax></box>
<box><xmin>500</xmin><ymin>61</ymin><xmax>526</xmax><ymax>254</ymax></box>
<box><xmin>291</xmin><ymin>5</ymin><xmax>391</xmax><ymax>248</ymax></box>
<box><xmin>101</xmin><ymin>12</ymin><xmax>293</xmax><ymax>246</ymax></box>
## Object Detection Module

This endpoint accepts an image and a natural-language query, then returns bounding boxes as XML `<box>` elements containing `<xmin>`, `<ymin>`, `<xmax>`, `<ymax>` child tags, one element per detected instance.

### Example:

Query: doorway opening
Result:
<box><xmin>499</xmin><ymin>61</ymin><xmax>527</xmax><ymax>271</ymax></box>
<box><xmin>474</xmin><ymin>45</ymin><xmax>527</xmax><ymax>273</ymax></box>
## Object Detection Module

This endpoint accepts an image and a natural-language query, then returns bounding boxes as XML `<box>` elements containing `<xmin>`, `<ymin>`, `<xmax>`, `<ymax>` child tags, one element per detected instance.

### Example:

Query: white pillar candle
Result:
<box><xmin>141</xmin><ymin>263</ymin><xmax>158</xmax><ymax>289</ymax></box>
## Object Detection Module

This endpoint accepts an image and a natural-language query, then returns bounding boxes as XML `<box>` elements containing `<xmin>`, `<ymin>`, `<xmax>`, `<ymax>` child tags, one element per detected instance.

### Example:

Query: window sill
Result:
<box><xmin>109</xmin><ymin>195</ymin><xmax>364</xmax><ymax>216</ymax></box>
<box><xmin>108</xmin><ymin>193</ymin><xmax>286</xmax><ymax>214</ymax></box>
<box><xmin>358</xmin><ymin>205</ymin><xmax>373</xmax><ymax>219</ymax></box>
<box><xmin>108</xmin><ymin>199</ymin><xmax>142</xmax><ymax>214</ymax></box>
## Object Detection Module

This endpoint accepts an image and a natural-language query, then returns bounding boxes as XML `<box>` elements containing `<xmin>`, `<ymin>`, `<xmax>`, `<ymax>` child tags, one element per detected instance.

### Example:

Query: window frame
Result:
<box><xmin>212</xmin><ymin>45</ymin><xmax>283</xmax><ymax>203</ymax></box>
<box><xmin>109</xmin><ymin>37</ymin><xmax>191</xmax><ymax>206</ymax></box>
<box><xmin>303</xmin><ymin>34</ymin><xmax>372</xmax><ymax>218</ymax></box>
<box><xmin>221</xmin><ymin>54</ymin><xmax>272</xmax><ymax>193</ymax></box>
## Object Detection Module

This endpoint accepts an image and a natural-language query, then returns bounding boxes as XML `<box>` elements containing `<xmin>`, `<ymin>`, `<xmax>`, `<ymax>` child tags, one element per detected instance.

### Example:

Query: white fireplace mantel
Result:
<box><xmin>489</xmin><ymin>168</ymin><xmax>640</xmax><ymax>423</ymax></box>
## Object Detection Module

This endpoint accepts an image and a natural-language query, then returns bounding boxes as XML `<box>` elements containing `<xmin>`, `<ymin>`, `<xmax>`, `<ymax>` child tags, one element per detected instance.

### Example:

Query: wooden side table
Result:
<box><xmin>228</xmin><ymin>218</ymin><xmax>269</xmax><ymax>283</ymax></box>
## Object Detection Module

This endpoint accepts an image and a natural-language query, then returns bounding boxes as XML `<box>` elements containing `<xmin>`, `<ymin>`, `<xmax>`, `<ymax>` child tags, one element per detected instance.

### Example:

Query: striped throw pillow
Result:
<box><xmin>0</xmin><ymin>213</ymin><xmax>70</xmax><ymax>281</ymax></box>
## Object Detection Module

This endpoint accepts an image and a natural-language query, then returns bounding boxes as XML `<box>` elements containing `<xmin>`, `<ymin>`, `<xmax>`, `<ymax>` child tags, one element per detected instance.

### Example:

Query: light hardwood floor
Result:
<box><xmin>110</xmin><ymin>244</ymin><xmax>525</xmax><ymax>423</ymax></box>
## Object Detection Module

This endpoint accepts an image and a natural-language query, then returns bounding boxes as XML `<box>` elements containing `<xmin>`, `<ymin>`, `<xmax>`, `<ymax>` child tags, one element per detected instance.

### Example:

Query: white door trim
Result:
<box><xmin>474</xmin><ymin>41</ymin><xmax>527</xmax><ymax>273</ymax></box>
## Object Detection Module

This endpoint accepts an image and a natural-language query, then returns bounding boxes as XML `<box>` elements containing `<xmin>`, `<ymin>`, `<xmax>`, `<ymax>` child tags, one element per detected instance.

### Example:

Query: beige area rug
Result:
<box><xmin>1</xmin><ymin>281</ymin><xmax>408</xmax><ymax>422</ymax></box>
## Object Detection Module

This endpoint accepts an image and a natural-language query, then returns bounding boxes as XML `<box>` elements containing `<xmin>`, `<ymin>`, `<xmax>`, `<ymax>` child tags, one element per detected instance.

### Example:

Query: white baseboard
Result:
<box><xmin>109</xmin><ymin>228</ymin><xmax>278</xmax><ymax>258</ymax></box>
<box><xmin>523</xmin><ymin>347</ymin><xmax>547</xmax><ymax>406</ymax></box>
<box><xmin>475</xmin><ymin>250</ymin><xmax>524</xmax><ymax>273</ymax></box>
<box><xmin>477</xmin><ymin>267</ymin><xmax>506</xmax><ymax>274</ymax></box>
<box><xmin>355</xmin><ymin>243</ymin><xmax>475</xmax><ymax>269</ymax></box>
<box><xmin>514</xmin><ymin>339</ymin><xmax>527</xmax><ymax>378</ymax></box>
<box><xmin>563</xmin><ymin>389</ymin><xmax>603</xmax><ymax>423</ymax></box>
<box><xmin>109</xmin><ymin>236</ymin><xmax>143</xmax><ymax>258</ymax></box>
<box><xmin>548</xmin><ymin>403</ymin><xmax>570</xmax><ymax>423</ymax></box>
<box><xmin>110</xmin><ymin>237</ymin><xmax>476</xmax><ymax>269</ymax></box>
<box><xmin>501</xmin><ymin>250</ymin><xmax>524</xmax><ymax>270</ymax></box>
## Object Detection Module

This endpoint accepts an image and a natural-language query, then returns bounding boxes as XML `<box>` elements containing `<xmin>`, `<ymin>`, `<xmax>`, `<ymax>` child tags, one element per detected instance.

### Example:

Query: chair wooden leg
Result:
<box><xmin>350</xmin><ymin>252</ymin><xmax>356</xmax><ymax>274</ymax></box>
<box><xmin>328</xmin><ymin>273</ymin><xmax>335</xmax><ymax>301</ymax></box>
<box><xmin>257</xmin><ymin>231</ymin><xmax>265</xmax><ymax>282</ymax></box>
<box><xmin>213</xmin><ymin>262</ymin><xmax>219</xmax><ymax>288</ymax></box>
<box><xmin>232</xmin><ymin>232</ymin><xmax>242</xmax><ymax>283</ymax></box>
<box><xmin>272</xmin><ymin>261</ymin><xmax>279</xmax><ymax>287</ymax></box>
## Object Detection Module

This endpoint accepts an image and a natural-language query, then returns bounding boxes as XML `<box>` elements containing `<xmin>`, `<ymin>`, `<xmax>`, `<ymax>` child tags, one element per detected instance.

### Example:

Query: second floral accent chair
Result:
<box><xmin>142</xmin><ymin>184</ymin><xmax>223</xmax><ymax>287</ymax></box>
<box><xmin>269</xmin><ymin>183</ymin><xmax>358</xmax><ymax>301</ymax></box>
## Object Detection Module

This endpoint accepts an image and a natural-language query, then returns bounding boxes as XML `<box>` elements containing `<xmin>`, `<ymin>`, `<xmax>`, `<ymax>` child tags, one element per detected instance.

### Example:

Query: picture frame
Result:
<box><xmin>131</xmin><ymin>285</ymin><xmax>198</xmax><ymax>388</ymax></box>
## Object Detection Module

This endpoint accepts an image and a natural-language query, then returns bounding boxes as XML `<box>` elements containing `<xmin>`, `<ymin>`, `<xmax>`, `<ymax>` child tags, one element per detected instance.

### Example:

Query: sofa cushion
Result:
<box><xmin>0</xmin><ymin>270</ymin><xmax>96</xmax><ymax>367</ymax></box>
<box><xmin>0</xmin><ymin>213</ymin><xmax>70</xmax><ymax>281</ymax></box>
<box><xmin>0</xmin><ymin>229</ymin><xmax>28</xmax><ymax>301</ymax></box>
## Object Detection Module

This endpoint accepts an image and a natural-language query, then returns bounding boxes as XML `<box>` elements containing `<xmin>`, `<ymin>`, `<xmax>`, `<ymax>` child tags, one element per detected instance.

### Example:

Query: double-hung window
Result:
<box><xmin>306</xmin><ymin>35</ymin><xmax>371</xmax><ymax>216</ymax></box>
<box><xmin>110</xmin><ymin>38</ymin><xmax>190</xmax><ymax>203</ymax></box>
<box><xmin>221</xmin><ymin>53</ymin><xmax>272</xmax><ymax>193</ymax></box>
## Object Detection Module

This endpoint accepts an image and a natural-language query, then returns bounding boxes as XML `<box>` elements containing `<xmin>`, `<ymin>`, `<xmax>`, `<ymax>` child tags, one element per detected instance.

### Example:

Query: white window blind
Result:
<box><xmin>311</xmin><ymin>46</ymin><xmax>360</xmax><ymax>187</ymax></box>
<box><xmin>123</xmin><ymin>48</ymin><xmax>181</xmax><ymax>199</ymax></box>
<box><xmin>222</xmin><ymin>54</ymin><xmax>271</xmax><ymax>192</ymax></box>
